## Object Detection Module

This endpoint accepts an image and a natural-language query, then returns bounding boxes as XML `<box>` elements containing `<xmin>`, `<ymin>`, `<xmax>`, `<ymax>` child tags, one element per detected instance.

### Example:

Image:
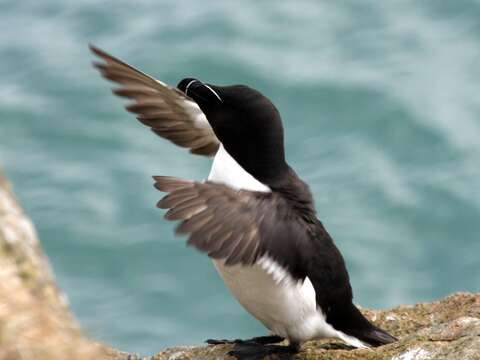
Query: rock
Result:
<box><xmin>0</xmin><ymin>168</ymin><xmax>479</xmax><ymax>360</ymax></box>
<box><xmin>150</xmin><ymin>293</ymin><xmax>480</xmax><ymax>360</ymax></box>
<box><xmin>0</xmin><ymin>169</ymin><xmax>123</xmax><ymax>360</ymax></box>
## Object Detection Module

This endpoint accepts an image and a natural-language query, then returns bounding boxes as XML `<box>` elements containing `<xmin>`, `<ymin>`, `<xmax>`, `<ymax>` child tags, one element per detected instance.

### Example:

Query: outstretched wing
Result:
<box><xmin>153</xmin><ymin>176</ymin><xmax>309</xmax><ymax>279</ymax></box>
<box><xmin>90</xmin><ymin>45</ymin><xmax>220</xmax><ymax>156</ymax></box>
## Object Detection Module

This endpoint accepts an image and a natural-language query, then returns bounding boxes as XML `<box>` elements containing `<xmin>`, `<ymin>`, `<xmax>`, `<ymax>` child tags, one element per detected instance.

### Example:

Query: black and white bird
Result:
<box><xmin>91</xmin><ymin>45</ymin><xmax>397</xmax><ymax>359</ymax></box>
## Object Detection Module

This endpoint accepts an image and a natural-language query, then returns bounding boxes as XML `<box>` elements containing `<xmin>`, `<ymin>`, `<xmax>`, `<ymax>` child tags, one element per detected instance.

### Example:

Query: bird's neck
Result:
<box><xmin>269</xmin><ymin>167</ymin><xmax>317</xmax><ymax>223</ymax></box>
<box><xmin>208</xmin><ymin>144</ymin><xmax>271</xmax><ymax>192</ymax></box>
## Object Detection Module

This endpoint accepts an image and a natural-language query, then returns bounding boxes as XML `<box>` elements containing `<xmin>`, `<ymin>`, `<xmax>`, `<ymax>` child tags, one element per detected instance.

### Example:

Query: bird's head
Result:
<box><xmin>177</xmin><ymin>78</ymin><xmax>288</xmax><ymax>184</ymax></box>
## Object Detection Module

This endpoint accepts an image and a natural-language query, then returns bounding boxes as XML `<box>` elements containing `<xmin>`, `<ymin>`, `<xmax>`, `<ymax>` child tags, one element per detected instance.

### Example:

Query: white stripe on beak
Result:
<box><xmin>184</xmin><ymin>79</ymin><xmax>198</xmax><ymax>97</ymax></box>
<box><xmin>203</xmin><ymin>84</ymin><xmax>223</xmax><ymax>102</ymax></box>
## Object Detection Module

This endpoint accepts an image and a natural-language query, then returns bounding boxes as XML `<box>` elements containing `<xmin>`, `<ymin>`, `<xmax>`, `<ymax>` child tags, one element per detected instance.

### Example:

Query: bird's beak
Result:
<box><xmin>177</xmin><ymin>78</ymin><xmax>222</xmax><ymax>106</ymax></box>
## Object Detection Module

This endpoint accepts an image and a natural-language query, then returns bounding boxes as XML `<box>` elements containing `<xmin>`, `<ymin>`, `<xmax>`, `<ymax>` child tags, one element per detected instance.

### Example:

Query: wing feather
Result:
<box><xmin>90</xmin><ymin>45</ymin><xmax>220</xmax><ymax>156</ymax></box>
<box><xmin>153</xmin><ymin>176</ymin><xmax>309</xmax><ymax>271</ymax></box>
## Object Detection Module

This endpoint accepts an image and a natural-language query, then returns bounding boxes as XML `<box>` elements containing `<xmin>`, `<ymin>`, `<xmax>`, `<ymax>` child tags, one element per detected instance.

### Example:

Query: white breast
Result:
<box><xmin>207</xmin><ymin>145</ymin><xmax>365</xmax><ymax>346</ymax></box>
<box><xmin>208</xmin><ymin>144</ymin><xmax>270</xmax><ymax>192</ymax></box>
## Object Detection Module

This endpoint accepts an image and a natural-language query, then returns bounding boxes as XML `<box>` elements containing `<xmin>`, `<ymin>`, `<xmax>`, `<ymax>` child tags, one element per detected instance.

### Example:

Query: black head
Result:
<box><xmin>177</xmin><ymin>78</ymin><xmax>288</xmax><ymax>185</ymax></box>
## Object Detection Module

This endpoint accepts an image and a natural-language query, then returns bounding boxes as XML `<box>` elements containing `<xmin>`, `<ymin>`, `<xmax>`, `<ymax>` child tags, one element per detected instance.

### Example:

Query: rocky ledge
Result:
<box><xmin>150</xmin><ymin>292</ymin><xmax>480</xmax><ymax>360</ymax></box>
<box><xmin>0</xmin><ymin>168</ymin><xmax>479</xmax><ymax>360</ymax></box>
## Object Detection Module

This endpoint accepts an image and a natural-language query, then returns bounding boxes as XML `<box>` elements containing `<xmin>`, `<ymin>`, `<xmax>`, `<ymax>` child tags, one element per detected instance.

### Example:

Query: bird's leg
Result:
<box><xmin>228</xmin><ymin>341</ymin><xmax>301</xmax><ymax>360</ymax></box>
<box><xmin>206</xmin><ymin>335</ymin><xmax>284</xmax><ymax>346</ymax></box>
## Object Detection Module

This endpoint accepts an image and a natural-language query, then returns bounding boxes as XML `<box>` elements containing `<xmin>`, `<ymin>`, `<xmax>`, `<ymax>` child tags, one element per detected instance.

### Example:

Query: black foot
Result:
<box><xmin>228</xmin><ymin>342</ymin><xmax>300</xmax><ymax>360</ymax></box>
<box><xmin>320</xmin><ymin>342</ymin><xmax>356</xmax><ymax>351</ymax></box>
<box><xmin>206</xmin><ymin>335</ymin><xmax>284</xmax><ymax>346</ymax></box>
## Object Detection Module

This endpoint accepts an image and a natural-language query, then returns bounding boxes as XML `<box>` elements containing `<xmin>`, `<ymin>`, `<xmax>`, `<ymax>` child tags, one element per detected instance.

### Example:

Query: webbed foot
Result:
<box><xmin>206</xmin><ymin>335</ymin><xmax>284</xmax><ymax>346</ymax></box>
<box><xmin>228</xmin><ymin>342</ymin><xmax>300</xmax><ymax>360</ymax></box>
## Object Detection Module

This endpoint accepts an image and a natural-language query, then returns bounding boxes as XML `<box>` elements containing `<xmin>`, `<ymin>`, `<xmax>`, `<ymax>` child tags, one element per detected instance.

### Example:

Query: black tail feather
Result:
<box><xmin>353</xmin><ymin>326</ymin><xmax>397</xmax><ymax>347</ymax></box>
<box><xmin>328</xmin><ymin>303</ymin><xmax>397</xmax><ymax>347</ymax></box>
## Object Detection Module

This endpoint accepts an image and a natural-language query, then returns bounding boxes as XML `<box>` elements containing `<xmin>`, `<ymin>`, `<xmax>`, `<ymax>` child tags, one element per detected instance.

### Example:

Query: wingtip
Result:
<box><xmin>91</xmin><ymin>60</ymin><xmax>105</xmax><ymax>70</ymax></box>
<box><xmin>152</xmin><ymin>176</ymin><xmax>166</xmax><ymax>191</ymax></box>
<box><xmin>152</xmin><ymin>175</ymin><xmax>166</xmax><ymax>182</ymax></box>
<box><xmin>152</xmin><ymin>175</ymin><xmax>190</xmax><ymax>182</ymax></box>
<box><xmin>152</xmin><ymin>176</ymin><xmax>193</xmax><ymax>192</ymax></box>
<box><xmin>89</xmin><ymin>43</ymin><xmax>100</xmax><ymax>55</ymax></box>
<box><xmin>89</xmin><ymin>44</ymin><xmax>112</xmax><ymax>71</ymax></box>
<box><xmin>89</xmin><ymin>43</ymin><xmax>117</xmax><ymax>63</ymax></box>
<box><xmin>89</xmin><ymin>43</ymin><xmax>104</xmax><ymax>56</ymax></box>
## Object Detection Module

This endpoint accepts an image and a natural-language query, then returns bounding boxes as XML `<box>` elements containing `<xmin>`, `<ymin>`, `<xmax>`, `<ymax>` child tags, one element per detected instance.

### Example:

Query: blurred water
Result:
<box><xmin>1</xmin><ymin>0</ymin><xmax>479</xmax><ymax>356</ymax></box>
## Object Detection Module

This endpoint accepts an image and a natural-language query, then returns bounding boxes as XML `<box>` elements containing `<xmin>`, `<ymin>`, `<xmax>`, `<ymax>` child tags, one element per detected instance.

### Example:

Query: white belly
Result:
<box><xmin>213</xmin><ymin>259</ymin><xmax>335</xmax><ymax>342</ymax></box>
<box><xmin>207</xmin><ymin>145</ymin><xmax>365</xmax><ymax>347</ymax></box>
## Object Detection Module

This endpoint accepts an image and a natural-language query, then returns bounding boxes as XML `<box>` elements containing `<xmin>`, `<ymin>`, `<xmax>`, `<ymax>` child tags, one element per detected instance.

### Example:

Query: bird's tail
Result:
<box><xmin>331</xmin><ymin>303</ymin><xmax>397</xmax><ymax>348</ymax></box>
<box><xmin>353</xmin><ymin>325</ymin><xmax>397</xmax><ymax>347</ymax></box>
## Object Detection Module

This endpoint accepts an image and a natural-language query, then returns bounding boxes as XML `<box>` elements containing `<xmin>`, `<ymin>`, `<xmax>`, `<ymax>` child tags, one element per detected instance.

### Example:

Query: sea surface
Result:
<box><xmin>1</xmin><ymin>0</ymin><xmax>479</xmax><ymax>356</ymax></box>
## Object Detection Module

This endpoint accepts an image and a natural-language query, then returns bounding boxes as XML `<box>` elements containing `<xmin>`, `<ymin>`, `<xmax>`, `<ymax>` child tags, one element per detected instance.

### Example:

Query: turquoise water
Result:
<box><xmin>1</xmin><ymin>0</ymin><xmax>479</xmax><ymax>356</ymax></box>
